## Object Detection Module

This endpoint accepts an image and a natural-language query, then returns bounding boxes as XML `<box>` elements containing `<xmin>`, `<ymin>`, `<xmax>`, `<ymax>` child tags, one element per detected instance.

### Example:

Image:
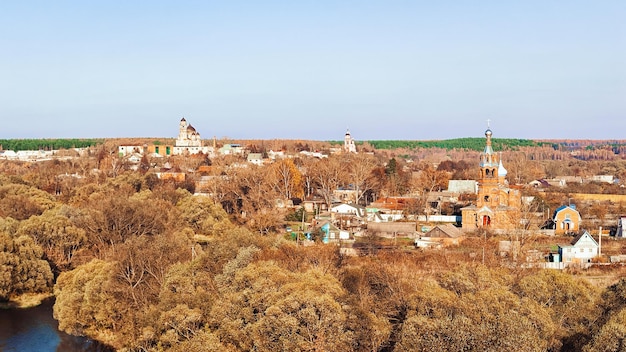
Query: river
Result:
<box><xmin>0</xmin><ymin>299</ymin><xmax>111</xmax><ymax>352</ymax></box>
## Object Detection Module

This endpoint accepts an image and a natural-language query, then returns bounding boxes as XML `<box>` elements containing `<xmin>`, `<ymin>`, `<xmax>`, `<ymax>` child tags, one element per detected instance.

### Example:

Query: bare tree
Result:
<box><xmin>309</xmin><ymin>157</ymin><xmax>346</xmax><ymax>209</ymax></box>
<box><xmin>347</xmin><ymin>153</ymin><xmax>378</xmax><ymax>205</ymax></box>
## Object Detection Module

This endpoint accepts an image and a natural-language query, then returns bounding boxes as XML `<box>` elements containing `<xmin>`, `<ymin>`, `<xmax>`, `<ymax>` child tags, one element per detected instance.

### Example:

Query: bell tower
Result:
<box><xmin>479</xmin><ymin>126</ymin><xmax>499</xmax><ymax>182</ymax></box>
<box><xmin>461</xmin><ymin>122</ymin><xmax>519</xmax><ymax>230</ymax></box>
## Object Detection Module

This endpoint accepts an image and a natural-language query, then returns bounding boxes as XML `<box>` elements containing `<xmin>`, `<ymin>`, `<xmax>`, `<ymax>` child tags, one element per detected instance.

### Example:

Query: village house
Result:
<box><xmin>549</xmin><ymin>205</ymin><xmax>582</xmax><ymax>235</ymax></box>
<box><xmin>333</xmin><ymin>185</ymin><xmax>359</xmax><ymax>204</ymax></box>
<box><xmin>556</xmin><ymin>230</ymin><xmax>599</xmax><ymax>264</ymax></box>
<box><xmin>529</xmin><ymin>178</ymin><xmax>567</xmax><ymax>188</ymax></box>
<box><xmin>414</xmin><ymin>224</ymin><xmax>465</xmax><ymax>249</ymax></box>
<box><xmin>246</xmin><ymin>153</ymin><xmax>263</xmax><ymax>166</ymax></box>
<box><xmin>309</xmin><ymin>220</ymin><xmax>350</xmax><ymax>243</ymax></box>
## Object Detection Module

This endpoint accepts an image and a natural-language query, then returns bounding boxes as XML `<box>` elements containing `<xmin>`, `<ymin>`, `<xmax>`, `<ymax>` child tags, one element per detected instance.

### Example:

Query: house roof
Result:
<box><xmin>558</xmin><ymin>230</ymin><xmax>599</xmax><ymax>248</ymax></box>
<box><xmin>529</xmin><ymin>179</ymin><xmax>551</xmax><ymax>188</ymax></box>
<box><xmin>571</xmin><ymin>230</ymin><xmax>598</xmax><ymax>246</ymax></box>
<box><xmin>553</xmin><ymin>204</ymin><xmax>581</xmax><ymax>220</ymax></box>
<box><xmin>425</xmin><ymin>224</ymin><xmax>464</xmax><ymax>238</ymax></box>
<box><xmin>370</xmin><ymin>197</ymin><xmax>414</xmax><ymax>210</ymax></box>
<box><xmin>331</xmin><ymin>203</ymin><xmax>366</xmax><ymax>217</ymax></box>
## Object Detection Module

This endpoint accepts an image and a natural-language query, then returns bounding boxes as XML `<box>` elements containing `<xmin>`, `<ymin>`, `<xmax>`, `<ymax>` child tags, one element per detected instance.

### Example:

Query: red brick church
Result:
<box><xmin>461</xmin><ymin>126</ymin><xmax>521</xmax><ymax>231</ymax></box>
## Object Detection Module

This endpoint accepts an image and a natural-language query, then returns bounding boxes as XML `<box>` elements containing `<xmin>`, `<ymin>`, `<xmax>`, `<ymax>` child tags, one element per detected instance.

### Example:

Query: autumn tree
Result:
<box><xmin>54</xmin><ymin>259</ymin><xmax>125</xmax><ymax>349</ymax></box>
<box><xmin>514</xmin><ymin>269</ymin><xmax>600</xmax><ymax>350</ymax></box>
<box><xmin>176</xmin><ymin>191</ymin><xmax>234</xmax><ymax>236</ymax></box>
<box><xmin>212</xmin><ymin>261</ymin><xmax>355</xmax><ymax>351</ymax></box>
<box><xmin>309</xmin><ymin>156</ymin><xmax>346</xmax><ymax>209</ymax></box>
<box><xmin>270</xmin><ymin>158</ymin><xmax>304</xmax><ymax>200</ymax></box>
<box><xmin>0</xmin><ymin>225</ymin><xmax>54</xmax><ymax>301</ymax></box>
<box><xmin>17</xmin><ymin>206</ymin><xmax>87</xmax><ymax>271</ymax></box>
<box><xmin>396</xmin><ymin>265</ymin><xmax>556</xmax><ymax>352</ymax></box>
<box><xmin>380</xmin><ymin>157</ymin><xmax>411</xmax><ymax>196</ymax></box>
<box><xmin>346</xmin><ymin>153</ymin><xmax>378</xmax><ymax>205</ymax></box>
<box><xmin>0</xmin><ymin>183</ymin><xmax>57</xmax><ymax>220</ymax></box>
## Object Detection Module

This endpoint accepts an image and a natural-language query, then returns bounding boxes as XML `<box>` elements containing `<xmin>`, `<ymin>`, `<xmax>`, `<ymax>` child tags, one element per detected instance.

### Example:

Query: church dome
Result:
<box><xmin>498</xmin><ymin>160</ymin><xmax>508</xmax><ymax>177</ymax></box>
<box><xmin>485</xmin><ymin>128</ymin><xmax>492</xmax><ymax>137</ymax></box>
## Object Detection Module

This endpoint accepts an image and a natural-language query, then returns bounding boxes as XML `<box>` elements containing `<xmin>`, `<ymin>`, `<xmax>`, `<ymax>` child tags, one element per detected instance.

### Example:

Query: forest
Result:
<box><xmin>0</xmin><ymin>139</ymin><xmax>102</xmax><ymax>151</ymax></box>
<box><xmin>2</xmin><ymin>140</ymin><xmax>626</xmax><ymax>351</ymax></box>
<box><xmin>364</xmin><ymin>137</ymin><xmax>547</xmax><ymax>151</ymax></box>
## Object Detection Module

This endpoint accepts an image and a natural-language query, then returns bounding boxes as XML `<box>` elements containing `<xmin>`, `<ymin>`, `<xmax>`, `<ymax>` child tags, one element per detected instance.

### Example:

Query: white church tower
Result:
<box><xmin>343</xmin><ymin>129</ymin><xmax>357</xmax><ymax>153</ymax></box>
<box><xmin>176</xmin><ymin>117</ymin><xmax>202</xmax><ymax>148</ymax></box>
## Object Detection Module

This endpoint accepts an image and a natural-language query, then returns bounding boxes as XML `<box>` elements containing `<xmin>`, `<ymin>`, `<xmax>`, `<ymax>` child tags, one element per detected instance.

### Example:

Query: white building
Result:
<box><xmin>343</xmin><ymin>129</ymin><xmax>357</xmax><ymax>153</ymax></box>
<box><xmin>176</xmin><ymin>118</ymin><xmax>202</xmax><ymax>147</ymax></box>
<box><xmin>558</xmin><ymin>231</ymin><xmax>599</xmax><ymax>264</ymax></box>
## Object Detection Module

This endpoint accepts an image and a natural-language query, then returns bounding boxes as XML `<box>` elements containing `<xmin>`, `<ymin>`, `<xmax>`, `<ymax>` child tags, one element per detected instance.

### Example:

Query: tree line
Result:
<box><xmin>0</xmin><ymin>139</ymin><xmax>102</xmax><ymax>151</ymax></box>
<box><xmin>362</xmin><ymin>138</ymin><xmax>546</xmax><ymax>151</ymax></box>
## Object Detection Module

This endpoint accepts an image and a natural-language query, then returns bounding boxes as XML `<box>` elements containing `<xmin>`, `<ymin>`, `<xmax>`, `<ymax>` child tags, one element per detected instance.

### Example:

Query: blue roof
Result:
<box><xmin>556</xmin><ymin>204</ymin><xmax>576</xmax><ymax>213</ymax></box>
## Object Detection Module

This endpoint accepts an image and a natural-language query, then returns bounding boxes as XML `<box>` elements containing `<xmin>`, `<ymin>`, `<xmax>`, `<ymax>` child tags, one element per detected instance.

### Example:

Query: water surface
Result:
<box><xmin>0</xmin><ymin>299</ymin><xmax>110</xmax><ymax>352</ymax></box>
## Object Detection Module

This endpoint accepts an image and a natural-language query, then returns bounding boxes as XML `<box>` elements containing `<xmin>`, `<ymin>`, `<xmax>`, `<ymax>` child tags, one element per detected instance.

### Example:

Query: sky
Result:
<box><xmin>1</xmin><ymin>1</ymin><xmax>624</xmax><ymax>141</ymax></box>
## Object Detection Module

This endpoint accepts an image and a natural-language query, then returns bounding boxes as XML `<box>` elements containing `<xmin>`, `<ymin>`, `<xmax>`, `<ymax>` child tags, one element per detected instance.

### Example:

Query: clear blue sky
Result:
<box><xmin>1</xmin><ymin>1</ymin><xmax>624</xmax><ymax>140</ymax></box>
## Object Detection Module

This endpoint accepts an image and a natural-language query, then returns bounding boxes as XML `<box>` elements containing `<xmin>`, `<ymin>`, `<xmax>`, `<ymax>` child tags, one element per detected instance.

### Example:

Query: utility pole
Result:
<box><xmin>482</xmin><ymin>229</ymin><xmax>486</xmax><ymax>265</ymax></box>
<box><xmin>599</xmin><ymin>226</ymin><xmax>602</xmax><ymax>259</ymax></box>
<box><xmin>299</xmin><ymin>206</ymin><xmax>305</xmax><ymax>245</ymax></box>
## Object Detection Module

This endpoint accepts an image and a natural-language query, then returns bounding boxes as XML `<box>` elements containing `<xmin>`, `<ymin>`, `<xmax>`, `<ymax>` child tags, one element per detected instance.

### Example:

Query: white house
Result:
<box><xmin>588</xmin><ymin>175</ymin><xmax>615</xmax><ymax>184</ymax></box>
<box><xmin>330</xmin><ymin>203</ymin><xmax>366</xmax><ymax>218</ymax></box>
<box><xmin>558</xmin><ymin>231</ymin><xmax>599</xmax><ymax>264</ymax></box>
<box><xmin>247</xmin><ymin>153</ymin><xmax>264</xmax><ymax>166</ymax></box>
<box><xmin>119</xmin><ymin>145</ymin><xmax>145</xmax><ymax>156</ymax></box>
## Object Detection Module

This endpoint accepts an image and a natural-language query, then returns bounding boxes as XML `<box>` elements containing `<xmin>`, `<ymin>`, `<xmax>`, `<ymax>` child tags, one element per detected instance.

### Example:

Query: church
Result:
<box><xmin>175</xmin><ymin>117</ymin><xmax>202</xmax><ymax>148</ymax></box>
<box><xmin>343</xmin><ymin>129</ymin><xmax>357</xmax><ymax>153</ymax></box>
<box><xmin>461</xmin><ymin>127</ymin><xmax>521</xmax><ymax>231</ymax></box>
<box><xmin>118</xmin><ymin>117</ymin><xmax>214</xmax><ymax>157</ymax></box>
<box><xmin>171</xmin><ymin>117</ymin><xmax>213</xmax><ymax>156</ymax></box>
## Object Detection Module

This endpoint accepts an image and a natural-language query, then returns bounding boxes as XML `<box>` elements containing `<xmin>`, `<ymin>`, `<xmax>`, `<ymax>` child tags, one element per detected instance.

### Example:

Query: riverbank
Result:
<box><xmin>0</xmin><ymin>297</ymin><xmax>113</xmax><ymax>352</ymax></box>
<box><xmin>0</xmin><ymin>293</ymin><xmax>54</xmax><ymax>309</ymax></box>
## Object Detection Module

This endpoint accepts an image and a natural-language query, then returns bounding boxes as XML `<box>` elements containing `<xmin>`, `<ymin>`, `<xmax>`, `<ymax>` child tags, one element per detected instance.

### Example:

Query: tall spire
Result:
<box><xmin>482</xmin><ymin>121</ymin><xmax>494</xmax><ymax>160</ymax></box>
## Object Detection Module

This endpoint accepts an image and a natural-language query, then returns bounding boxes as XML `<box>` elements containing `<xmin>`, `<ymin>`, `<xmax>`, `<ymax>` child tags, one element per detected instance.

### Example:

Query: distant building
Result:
<box><xmin>588</xmin><ymin>175</ymin><xmax>614</xmax><ymax>184</ymax></box>
<box><xmin>218</xmin><ymin>144</ymin><xmax>244</xmax><ymax>155</ymax></box>
<box><xmin>118</xmin><ymin>117</ymin><xmax>214</xmax><ymax>157</ymax></box>
<box><xmin>415</xmin><ymin>224</ymin><xmax>465</xmax><ymax>249</ymax></box>
<box><xmin>175</xmin><ymin>118</ymin><xmax>202</xmax><ymax>147</ymax></box>
<box><xmin>343</xmin><ymin>129</ymin><xmax>357</xmax><ymax>153</ymax></box>
<box><xmin>557</xmin><ymin>230</ymin><xmax>598</xmax><ymax>264</ymax></box>
<box><xmin>551</xmin><ymin>205</ymin><xmax>582</xmax><ymax>235</ymax></box>
<box><xmin>447</xmin><ymin>180</ymin><xmax>478</xmax><ymax>194</ymax></box>
<box><xmin>247</xmin><ymin>153</ymin><xmax>263</xmax><ymax>166</ymax></box>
